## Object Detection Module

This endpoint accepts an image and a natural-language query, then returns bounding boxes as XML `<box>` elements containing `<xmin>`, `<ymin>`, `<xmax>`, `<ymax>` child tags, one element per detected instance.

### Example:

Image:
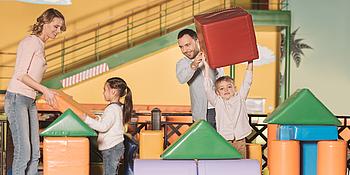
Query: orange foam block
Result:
<box><xmin>53</xmin><ymin>90</ymin><xmax>97</xmax><ymax>119</ymax></box>
<box><xmin>247</xmin><ymin>143</ymin><xmax>262</xmax><ymax>172</ymax></box>
<box><xmin>43</xmin><ymin>137</ymin><xmax>89</xmax><ymax>175</ymax></box>
<box><xmin>139</xmin><ymin>130</ymin><xmax>164</xmax><ymax>159</ymax></box>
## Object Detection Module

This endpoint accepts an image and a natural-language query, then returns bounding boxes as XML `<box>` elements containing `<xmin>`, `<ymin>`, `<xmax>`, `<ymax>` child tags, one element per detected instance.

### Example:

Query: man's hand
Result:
<box><xmin>191</xmin><ymin>52</ymin><xmax>205</xmax><ymax>70</ymax></box>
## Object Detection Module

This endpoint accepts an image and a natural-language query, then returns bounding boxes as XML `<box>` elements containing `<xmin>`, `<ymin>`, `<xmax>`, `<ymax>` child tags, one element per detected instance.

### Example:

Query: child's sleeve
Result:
<box><xmin>215</xmin><ymin>67</ymin><xmax>225</xmax><ymax>79</ymax></box>
<box><xmin>239</xmin><ymin>70</ymin><xmax>253</xmax><ymax>99</ymax></box>
<box><xmin>84</xmin><ymin>106</ymin><xmax>116</xmax><ymax>132</ymax></box>
<box><xmin>203</xmin><ymin>77</ymin><xmax>218</xmax><ymax>106</ymax></box>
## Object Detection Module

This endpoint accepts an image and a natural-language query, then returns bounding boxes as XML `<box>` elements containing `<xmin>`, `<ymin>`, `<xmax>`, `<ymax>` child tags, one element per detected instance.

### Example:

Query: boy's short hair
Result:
<box><xmin>177</xmin><ymin>29</ymin><xmax>198</xmax><ymax>40</ymax></box>
<box><xmin>215</xmin><ymin>76</ymin><xmax>235</xmax><ymax>89</ymax></box>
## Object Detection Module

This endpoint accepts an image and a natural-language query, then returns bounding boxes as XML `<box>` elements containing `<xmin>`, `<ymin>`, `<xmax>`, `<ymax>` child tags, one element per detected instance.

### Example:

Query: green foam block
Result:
<box><xmin>161</xmin><ymin>120</ymin><xmax>242</xmax><ymax>159</ymax></box>
<box><xmin>40</xmin><ymin>108</ymin><xmax>97</xmax><ymax>137</ymax></box>
<box><xmin>264</xmin><ymin>88</ymin><xmax>340</xmax><ymax>125</ymax></box>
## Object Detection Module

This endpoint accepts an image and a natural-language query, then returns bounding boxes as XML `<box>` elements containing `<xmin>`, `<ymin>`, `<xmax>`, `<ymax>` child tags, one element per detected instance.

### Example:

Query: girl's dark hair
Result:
<box><xmin>106</xmin><ymin>77</ymin><xmax>133</xmax><ymax>125</ymax></box>
<box><xmin>32</xmin><ymin>8</ymin><xmax>66</xmax><ymax>35</ymax></box>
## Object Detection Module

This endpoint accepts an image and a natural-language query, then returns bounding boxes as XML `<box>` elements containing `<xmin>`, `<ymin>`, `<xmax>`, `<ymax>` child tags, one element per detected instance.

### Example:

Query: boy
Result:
<box><xmin>203</xmin><ymin>58</ymin><xmax>253</xmax><ymax>158</ymax></box>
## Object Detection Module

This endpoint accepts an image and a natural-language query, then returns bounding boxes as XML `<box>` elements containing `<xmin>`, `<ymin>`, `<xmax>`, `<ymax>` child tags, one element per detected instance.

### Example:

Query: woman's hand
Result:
<box><xmin>43</xmin><ymin>88</ymin><xmax>58</xmax><ymax>108</ymax></box>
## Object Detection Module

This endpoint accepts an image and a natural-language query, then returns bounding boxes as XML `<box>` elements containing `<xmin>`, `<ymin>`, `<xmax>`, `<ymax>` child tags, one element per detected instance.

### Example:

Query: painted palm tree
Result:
<box><xmin>281</xmin><ymin>27</ymin><xmax>313</xmax><ymax>67</ymax></box>
<box><xmin>291</xmin><ymin>27</ymin><xmax>313</xmax><ymax>67</ymax></box>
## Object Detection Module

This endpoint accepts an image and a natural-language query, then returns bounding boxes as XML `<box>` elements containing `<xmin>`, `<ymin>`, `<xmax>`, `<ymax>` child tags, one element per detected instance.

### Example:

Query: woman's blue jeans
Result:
<box><xmin>4</xmin><ymin>92</ymin><xmax>40</xmax><ymax>175</ymax></box>
<box><xmin>101</xmin><ymin>142</ymin><xmax>124</xmax><ymax>175</ymax></box>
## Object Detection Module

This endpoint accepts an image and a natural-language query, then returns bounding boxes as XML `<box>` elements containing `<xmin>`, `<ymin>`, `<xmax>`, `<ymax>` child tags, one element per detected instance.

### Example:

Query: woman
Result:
<box><xmin>4</xmin><ymin>8</ymin><xmax>66</xmax><ymax>175</ymax></box>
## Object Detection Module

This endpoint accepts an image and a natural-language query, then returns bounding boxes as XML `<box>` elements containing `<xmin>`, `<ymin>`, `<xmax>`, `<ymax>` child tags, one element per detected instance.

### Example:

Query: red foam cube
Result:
<box><xmin>194</xmin><ymin>7</ymin><xmax>259</xmax><ymax>68</ymax></box>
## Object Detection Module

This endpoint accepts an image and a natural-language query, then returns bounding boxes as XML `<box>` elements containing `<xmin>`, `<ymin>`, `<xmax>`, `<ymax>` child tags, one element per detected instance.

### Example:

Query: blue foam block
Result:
<box><xmin>277</xmin><ymin>125</ymin><xmax>338</xmax><ymax>141</ymax></box>
<box><xmin>198</xmin><ymin>159</ymin><xmax>260</xmax><ymax>175</ymax></box>
<box><xmin>301</xmin><ymin>142</ymin><xmax>317</xmax><ymax>175</ymax></box>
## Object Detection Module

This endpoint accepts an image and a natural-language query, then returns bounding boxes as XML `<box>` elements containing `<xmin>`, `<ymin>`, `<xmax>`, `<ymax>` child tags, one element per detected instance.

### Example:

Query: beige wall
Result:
<box><xmin>236</xmin><ymin>27</ymin><xmax>280</xmax><ymax>114</ymax></box>
<box><xmin>0</xmin><ymin>0</ymin><xmax>160</xmax><ymax>89</ymax></box>
<box><xmin>64</xmin><ymin>44</ymin><xmax>190</xmax><ymax>105</ymax></box>
<box><xmin>0</xmin><ymin>0</ymin><xmax>224</xmax><ymax>89</ymax></box>
<box><xmin>1</xmin><ymin>0</ymin><xmax>281</xmax><ymax>114</ymax></box>
<box><xmin>64</xmin><ymin>27</ymin><xmax>280</xmax><ymax>114</ymax></box>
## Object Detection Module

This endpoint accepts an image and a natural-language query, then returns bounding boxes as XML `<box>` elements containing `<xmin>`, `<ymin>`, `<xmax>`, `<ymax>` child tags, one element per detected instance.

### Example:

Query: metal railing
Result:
<box><xmin>0</xmin><ymin>0</ymin><xmax>289</xmax><ymax>89</ymax></box>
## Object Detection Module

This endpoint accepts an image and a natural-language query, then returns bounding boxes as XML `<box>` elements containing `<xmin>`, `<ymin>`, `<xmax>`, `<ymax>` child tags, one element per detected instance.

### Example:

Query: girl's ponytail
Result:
<box><xmin>122</xmin><ymin>86</ymin><xmax>133</xmax><ymax>125</ymax></box>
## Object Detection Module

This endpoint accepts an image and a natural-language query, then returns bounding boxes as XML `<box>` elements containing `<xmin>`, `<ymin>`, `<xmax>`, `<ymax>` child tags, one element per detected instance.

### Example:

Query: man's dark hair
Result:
<box><xmin>177</xmin><ymin>29</ymin><xmax>198</xmax><ymax>40</ymax></box>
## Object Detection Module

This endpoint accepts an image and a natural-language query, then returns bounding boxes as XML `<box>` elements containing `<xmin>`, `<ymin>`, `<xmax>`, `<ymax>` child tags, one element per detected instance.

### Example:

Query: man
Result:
<box><xmin>176</xmin><ymin>28</ymin><xmax>224</xmax><ymax>129</ymax></box>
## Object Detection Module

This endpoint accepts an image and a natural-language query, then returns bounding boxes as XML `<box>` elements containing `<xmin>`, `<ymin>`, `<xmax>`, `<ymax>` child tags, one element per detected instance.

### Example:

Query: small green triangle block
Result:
<box><xmin>264</xmin><ymin>88</ymin><xmax>340</xmax><ymax>125</ymax></box>
<box><xmin>161</xmin><ymin>120</ymin><xmax>242</xmax><ymax>159</ymax></box>
<box><xmin>40</xmin><ymin>108</ymin><xmax>97</xmax><ymax>136</ymax></box>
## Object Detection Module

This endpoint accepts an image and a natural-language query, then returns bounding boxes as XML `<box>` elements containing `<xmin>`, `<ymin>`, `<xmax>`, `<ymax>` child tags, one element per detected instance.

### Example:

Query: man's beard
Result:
<box><xmin>189</xmin><ymin>49</ymin><xmax>200</xmax><ymax>59</ymax></box>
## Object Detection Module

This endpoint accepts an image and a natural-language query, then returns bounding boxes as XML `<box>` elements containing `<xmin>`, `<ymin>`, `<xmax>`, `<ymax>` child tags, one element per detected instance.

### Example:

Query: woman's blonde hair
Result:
<box><xmin>32</xmin><ymin>8</ymin><xmax>66</xmax><ymax>35</ymax></box>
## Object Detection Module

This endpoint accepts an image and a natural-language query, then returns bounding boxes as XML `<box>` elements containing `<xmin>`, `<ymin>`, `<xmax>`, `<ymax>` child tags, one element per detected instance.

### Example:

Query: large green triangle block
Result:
<box><xmin>40</xmin><ymin>109</ymin><xmax>97</xmax><ymax>136</ymax></box>
<box><xmin>264</xmin><ymin>88</ymin><xmax>340</xmax><ymax>125</ymax></box>
<box><xmin>161</xmin><ymin>120</ymin><xmax>242</xmax><ymax>159</ymax></box>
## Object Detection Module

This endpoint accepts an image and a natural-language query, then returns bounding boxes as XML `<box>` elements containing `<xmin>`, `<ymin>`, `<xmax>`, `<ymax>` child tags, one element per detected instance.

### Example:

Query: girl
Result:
<box><xmin>203</xmin><ymin>58</ymin><xmax>253</xmax><ymax>158</ymax></box>
<box><xmin>5</xmin><ymin>8</ymin><xmax>66</xmax><ymax>175</ymax></box>
<box><xmin>80</xmin><ymin>77</ymin><xmax>133</xmax><ymax>175</ymax></box>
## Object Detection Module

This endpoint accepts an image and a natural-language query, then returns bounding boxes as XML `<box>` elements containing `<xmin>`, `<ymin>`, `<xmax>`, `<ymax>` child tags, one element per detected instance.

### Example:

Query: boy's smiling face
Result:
<box><xmin>215</xmin><ymin>80</ymin><xmax>236</xmax><ymax>100</ymax></box>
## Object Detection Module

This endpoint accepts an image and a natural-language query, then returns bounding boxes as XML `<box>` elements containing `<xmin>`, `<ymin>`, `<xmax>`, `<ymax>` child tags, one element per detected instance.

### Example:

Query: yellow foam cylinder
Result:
<box><xmin>247</xmin><ymin>143</ymin><xmax>262</xmax><ymax>172</ymax></box>
<box><xmin>270</xmin><ymin>140</ymin><xmax>300</xmax><ymax>175</ymax></box>
<box><xmin>267</xmin><ymin>124</ymin><xmax>278</xmax><ymax>167</ymax></box>
<box><xmin>317</xmin><ymin>140</ymin><xmax>347</xmax><ymax>175</ymax></box>
<box><xmin>139</xmin><ymin>130</ymin><xmax>164</xmax><ymax>159</ymax></box>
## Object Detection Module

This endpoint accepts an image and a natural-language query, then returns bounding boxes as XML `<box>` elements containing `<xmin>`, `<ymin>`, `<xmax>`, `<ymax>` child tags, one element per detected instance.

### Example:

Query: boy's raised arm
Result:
<box><xmin>247</xmin><ymin>60</ymin><xmax>253</xmax><ymax>71</ymax></box>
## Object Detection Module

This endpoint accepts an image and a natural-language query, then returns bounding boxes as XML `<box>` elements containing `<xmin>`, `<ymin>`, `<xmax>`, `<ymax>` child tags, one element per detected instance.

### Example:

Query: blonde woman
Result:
<box><xmin>4</xmin><ymin>8</ymin><xmax>66</xmax><ymax>175</ymax></box>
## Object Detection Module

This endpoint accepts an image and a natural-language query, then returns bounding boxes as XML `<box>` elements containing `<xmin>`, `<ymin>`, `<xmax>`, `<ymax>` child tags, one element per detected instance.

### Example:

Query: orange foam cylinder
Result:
<box><xmin>267</xmin><ymin>124</ymin><xmax>278</xmax><ymax>167</ymax></box>
<box><xmin>247</xmin><ymin>143</ymin><xmax>262</xmax><ymax>172</ymax></box>
<box><xmin>269</xmin><ymin>140</ymin><xmax>300</xmax><ymax>175</ymax></box>
<box><xmin>317</xmin><ymin>140</ymin><xmax>347</xmax><ymax>175</ymax></box>
<box><xmin>43</xmin><ymin>137</ymin><xmax>89</xmax><ymax>175</ymax></box>
<box><xmin>139</xmin><ymin>130</ymin><xmax>164</xmax><ymax>159</ymax></box>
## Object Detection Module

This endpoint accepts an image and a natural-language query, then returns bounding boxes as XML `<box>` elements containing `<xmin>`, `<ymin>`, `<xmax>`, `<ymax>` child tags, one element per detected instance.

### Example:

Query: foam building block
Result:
<box><xmin>194</xmin><ymin>7</ymin><xmax>258</xmax><ymax>68</ymax></box>
<box><xmin>134</xmin><ymin>159</ymin><xmax>197</xmax><ymax>175</ymax></box>
<box><xmin>139</xmin><ymin>130</ymin><xmax>163</xmax><ymax>159</ymax></box>
<box><xmin>277</xmin><ymin>125</ymin><xmax>338</xmax><ymax>141</ymax></box>
<box><xmin>264</xmin><ymin>88</ymin><xmax>341</xmax><ymax>125</ymax></box>
<box><xmin>301</xmin><ymin>142</ymin><xmax>317</xmax><ymax>175</ymax></box>
<box><xmin>198</xmin><ymin>159</ymin><xmax>260</xmax><ymax>175</ymax></box>
<box><xmin>317</xmin><ymin>140</ymin><xmax>347</xmax><ymax>175</ymax></box>
<box><xmin>269</xmin><ymin>140</ymin><xmax>300</xmax><ymax>175</ymax></box>
<box><xmin>246</xmin><ymin>144</ymin><xmax>262</xmax><ymax>172</ymax></box>
<box><xmin>43</xmin><ymin>137</ymin><xmax>89</xmax><ymax>175</ymax></box>
<box><xmin>41</xmin><ymin>90</ymin><xmax>97</xmax><ymax>119</ymax></box>
<box><xmin>161</xmin><ymin>120</ymin><xmax>241</xmax><ymax>159</ymax></box>
<box><xmin>40</xmin><ymin>109</ymin><xmax>97</xmax><ymax>137</ymax></box>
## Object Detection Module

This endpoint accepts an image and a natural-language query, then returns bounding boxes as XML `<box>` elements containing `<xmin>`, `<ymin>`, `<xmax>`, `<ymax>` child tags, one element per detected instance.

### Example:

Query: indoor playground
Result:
<box><xmin>0</xmin><ymin>0</ymin><xmax>349</xmax><ymax>175</ymax></box>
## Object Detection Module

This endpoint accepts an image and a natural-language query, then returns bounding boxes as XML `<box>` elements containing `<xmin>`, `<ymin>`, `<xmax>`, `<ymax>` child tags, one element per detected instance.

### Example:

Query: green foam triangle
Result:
<box><xmin>161</xmin><ymin>120</ymin><xmax>242</xmax><ymax>159</ymax></box>
<box><xmin>264</xmin><ymin>88</ymin><xmax>340</xmax><ymax>125</ymax></box>
<box><xmin>40</xmin><ymin>108</ymin><xmax>97</xmax><ymax>136</ymax></box>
